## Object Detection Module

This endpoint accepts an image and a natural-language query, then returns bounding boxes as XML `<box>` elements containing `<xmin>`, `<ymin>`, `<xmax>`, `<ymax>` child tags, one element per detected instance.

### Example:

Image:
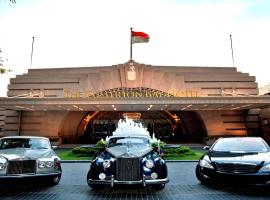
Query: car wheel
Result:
<box><xmin>47</xmin><ymin>175</ymin><xmax>61</xmax><ymax>186</ymax></box>
<box><xmin>195</xmin><ymin>165</ymin><xmax>210</xmax><ymax>184</ymax></box>
<box><xmin>153</xmin><ymin>184</ymin><xmax>165</xmax><ymax>190</ymax></box>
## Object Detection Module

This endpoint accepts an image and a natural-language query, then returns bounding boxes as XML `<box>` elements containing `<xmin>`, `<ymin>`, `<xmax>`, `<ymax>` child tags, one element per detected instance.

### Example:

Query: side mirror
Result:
<box><xmin>203</xmin><ymin>146</ymin><xmax>210</xmax><ymax>151</ymax></box>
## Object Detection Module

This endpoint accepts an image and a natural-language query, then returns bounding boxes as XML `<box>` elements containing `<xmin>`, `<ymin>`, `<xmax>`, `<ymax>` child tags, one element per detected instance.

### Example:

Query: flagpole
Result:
<box><xmin>229</xmin><ymin>34</ymin><xmax>235</xmax><ymax>67</ymax></box>
<box><xmin>130</xmin><ymin>27</ymin><xmax>133</xmax><ymax>61</ymax></box>
<box><xmin>30</xmin><ymin>36</ymin><xmax>35</xmax><ymax>69</ymax></box>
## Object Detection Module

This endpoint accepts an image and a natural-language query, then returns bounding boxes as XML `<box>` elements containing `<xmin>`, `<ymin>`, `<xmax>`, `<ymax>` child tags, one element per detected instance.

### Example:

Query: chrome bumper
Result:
<box><xmin>88</xmin><ymin>175</ymin><xmax>169</xmax><ymax>187</ymax></box>
<box><xmin>0</xmin><ymin>172</ymin><xmax>61</xmax><ymax>179</ymax></box>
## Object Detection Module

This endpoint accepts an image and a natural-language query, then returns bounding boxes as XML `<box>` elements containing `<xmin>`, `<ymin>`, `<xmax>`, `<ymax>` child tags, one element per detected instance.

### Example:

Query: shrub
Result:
<box><xmin>96</xmin><ymin>138</ymin><xmax>108</xmax><ymax>150</ymax></box>
<box><xmin>151</xmin><ymin>141</ymin><xmax>166</xmax><ymax>149</ymax></box>
<box><xmin>163</xmin><ymin>146</ymin><xmax>195</xmax><ymax>157</ymax></box>
<box><xmin>71</xmin><ymin>147</ymin><xmax>98</xmax><ymax>157</ymax></box>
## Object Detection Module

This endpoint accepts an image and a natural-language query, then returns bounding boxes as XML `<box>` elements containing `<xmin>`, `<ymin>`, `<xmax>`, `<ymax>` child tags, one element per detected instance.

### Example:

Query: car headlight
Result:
<box><xmin>199</xmin><ymin>159</ymin><xmax>214</xmax><ymax>169</ymax></box>
<box><xmin>103</xmin><ymin>160</ymin><xmax>111</xmax><ymax>169</ymax></box>
<box><xmin>0</xmin><ymin>158</ymin><xmax>7</xmax><ymax>170</ymax></box>
<box><xmin>259</xmin><ymin>164</ymin><xmax>270</xmax><ymax>173</ymax></box>
<box><xmin>38</xmin><ymin>159</ymin><xmax>54</xmax><ymax>168</ymax></box>
<box><xmin>145</xmin><ymin>160</ymin><xmax>154</xmax><ymax>169</ymax></box>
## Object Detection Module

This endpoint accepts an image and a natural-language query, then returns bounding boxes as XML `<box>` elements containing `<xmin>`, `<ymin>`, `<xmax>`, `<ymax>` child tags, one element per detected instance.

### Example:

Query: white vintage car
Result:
<box><xmin>0</xmin><ymin>136</ymin><xmax>62</xmax><ymax>185</ymax></box>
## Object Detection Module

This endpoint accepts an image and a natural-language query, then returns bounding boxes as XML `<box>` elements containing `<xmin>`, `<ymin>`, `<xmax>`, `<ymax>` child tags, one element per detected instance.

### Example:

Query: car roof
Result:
<box><xmin>219</xmin><ymin>137</ymin><xmax>263</xmax><ymax>141</ymax></box>
<box><xmin>0</xmin><ymin>136</ymin><xmax>49</xmax><ymax>140</ymax></box>
<box><xmin>109</xmin><ymin>134</ymin><xmax>150</xmax><ymax>139</ymax></box>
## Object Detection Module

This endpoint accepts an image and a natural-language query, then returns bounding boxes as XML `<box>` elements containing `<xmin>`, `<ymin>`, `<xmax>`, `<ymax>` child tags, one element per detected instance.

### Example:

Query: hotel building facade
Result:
<box><xmin>0</xmin><ymin>60</ymin><xmax>270</xmax><ymax>144</ymax></box>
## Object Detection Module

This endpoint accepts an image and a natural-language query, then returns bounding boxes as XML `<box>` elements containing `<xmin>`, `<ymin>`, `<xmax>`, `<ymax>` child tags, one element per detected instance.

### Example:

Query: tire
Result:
<box><xmin>153</xmin><ymin>183</ymin><xmax>165</xmax><ymax>190</ymax></box>
<box><xmin>195</xmin><ymin>165</ymin><xmax>210</xmax><ymax>184</ymax></box>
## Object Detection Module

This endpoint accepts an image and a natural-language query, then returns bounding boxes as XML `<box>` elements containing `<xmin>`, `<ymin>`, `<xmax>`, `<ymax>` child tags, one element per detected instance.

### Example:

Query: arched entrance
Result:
<box><xmin>76</xmin><ymin>111</ymin><xmax>207</xmax><ymax>143</ymax></box>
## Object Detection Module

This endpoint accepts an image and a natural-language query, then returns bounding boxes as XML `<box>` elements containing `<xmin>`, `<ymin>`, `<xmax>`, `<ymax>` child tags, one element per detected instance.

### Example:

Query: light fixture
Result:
<box><xmin>127</xmin><ymin>62</ymin><xmax>136</xmax><ymax>81</ymax></box>
<box><xmin>123</xmin><ymin>113</ymin><xmax>141</xmax><ymax>120</ymax></box>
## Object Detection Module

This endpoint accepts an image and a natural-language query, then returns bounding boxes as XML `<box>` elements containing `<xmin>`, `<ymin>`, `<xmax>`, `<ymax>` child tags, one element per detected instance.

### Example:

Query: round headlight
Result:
<box><xmin>103</xmin><ymin>160</ymin><xmax>111</xmax><ymax>168</ymax></box>
<box><xmin>99</xmin><ymin>173</ymin><xmax>106</xmax><ymax>180</ymax></box>
<box><xmin>0</xmin><ymin>158</ymin><xmax>7</xmax><ymax>170</ymax></box>
<box><xmin>38</xmin><ymin>161</ymin><xmax>46</xmax><ymax>168</ymax></box>
<box><xmin>45</xmin><ymin>161</ymin><xmax>54</xmax><ymax>168</ymax></box>
<box><xmin>151</xmin><ymin>172</ymin><xmax>158</xmax><ymax>179</ymax></box>
<box><xmin>145</xmin><ymin>160</ymin><xmax>154</xmax><ymax>169</ymax></box>
<box><xmin>0</xmin><ymin>163</ymin><xmax>6</xmax><ymax>170</ymax></box>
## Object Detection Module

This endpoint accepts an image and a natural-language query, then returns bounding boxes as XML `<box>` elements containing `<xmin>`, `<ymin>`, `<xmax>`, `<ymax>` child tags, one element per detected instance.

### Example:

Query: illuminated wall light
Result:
<box><xmin>240</xmin><ymin>104</ymin><xmax>252</xmax><ymax>108</ymax></box>
<box><xmin>15</xmin><ymin>105</ymin><xmax>25</xmax><ymax>109</ymax></box>
<box><xmin>181</xmin><ymin>104</ymin><xmax>192</xmax><ymax>110</ymax></box>
<box><xmin>113</xmin><ymin>108</ymin><xmax>117</xmax><ymax>111</ymax></box>
<box><xmin>73</xmin><ymin>105</ymin><xmax>79</xmax><ymax>109</ymax></box>
<box><xmin>123</xmin><ymin>113</ymin><xmax>141</xmax><ymax>120</ymax></box>
<box><xmin>112</xmin><ymin>105</ymin><xmax>115</xmax><ymax>108</ymax></box>
<box><xmin>231</xmin><ymin>107</ymin><xmax>241</xmax><ymax>110</ymax></box>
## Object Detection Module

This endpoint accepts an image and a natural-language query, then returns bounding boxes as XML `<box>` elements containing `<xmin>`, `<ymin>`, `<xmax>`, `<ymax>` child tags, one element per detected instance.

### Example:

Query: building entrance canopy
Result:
<box><xmin>0</xmin><ymin>96</ymin><xmax>270</xmax><ymax>111</ymax></box>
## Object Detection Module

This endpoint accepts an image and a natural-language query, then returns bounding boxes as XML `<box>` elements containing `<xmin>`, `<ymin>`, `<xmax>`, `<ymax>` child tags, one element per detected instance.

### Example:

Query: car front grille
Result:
<box><xmin>215</xmin><ymin>162</ymin><xmax>258</xmax><ymax>174</ymax></box>
<box><xmin>7</xmin><ymin>160</ymin><xmax>36</xmax><ymax>175</ymax></box>
<box><xmin>116</xmin><ymin>157</ymin><xmax>140</xmax><ymax>181</ymax></box>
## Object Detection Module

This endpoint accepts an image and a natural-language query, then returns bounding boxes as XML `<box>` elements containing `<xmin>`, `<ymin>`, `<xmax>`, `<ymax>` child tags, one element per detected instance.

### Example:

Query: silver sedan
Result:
<box><xmin>0</xmin><ymin>136</ymin><xmax>62</xmax><ymax>185</ymax></box>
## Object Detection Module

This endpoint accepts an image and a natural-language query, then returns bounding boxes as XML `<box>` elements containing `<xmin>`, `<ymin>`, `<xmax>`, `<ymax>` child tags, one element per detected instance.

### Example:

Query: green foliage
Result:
<box><xmin>57</xmin><ymin>150</ymin><xmax>90</xmax><ymax>160</ymax></box>
<box><xmin>151</xmin><ymin>141</ymin><xmax>166</xmax><ymax>149</ymax></box>
<box><xmin>96</xmin><ymin>138</ymin><xmax>108</xmax><ymax>150</ymax></box>
<box><xmin>0</xmin><ymin>49</ymin><xmax>11</xmax><ymax>74</ymax></box>
<box><xmin>71</xmin><ymin>139</ymin><xmax>108</xmax><ymax>157</ymax></box>
<box><xmin>163</xmin><ymin>146</ymin><xmax>196</xmax><ymax>157</ymax></box>
<box><xmin>0</xmin><ymin>68</ymin><xmax>6</xmax><ymax>74</ymax></box>
<box><xmin>68</xmin><ymin>142</ymin><xmax>203</xmax><ymax>160</ymax></box>
<box><xmin>71</xmin><ymin>147</ymin><xmax>98</xmax><ymax>157</ymax></box>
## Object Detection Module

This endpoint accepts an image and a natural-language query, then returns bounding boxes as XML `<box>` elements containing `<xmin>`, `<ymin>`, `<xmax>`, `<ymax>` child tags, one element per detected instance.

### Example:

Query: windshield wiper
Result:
<box><xmin>34</xmin><ymin>147</ymin><xmax>49</xmax><ymax>149</ymax></box>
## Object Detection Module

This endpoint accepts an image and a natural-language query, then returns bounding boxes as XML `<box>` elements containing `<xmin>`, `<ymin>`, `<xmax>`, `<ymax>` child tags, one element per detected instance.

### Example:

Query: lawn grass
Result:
<box><xmin>57</xmin><ymin>150</ymin><xmax>91</xmax><ymax>160</ymax></box>
<box><xmin>164</xmin><ymin>150</ymin><xmax>203</xmax><ymax>160</ymax></box>
<box><xmin>57</xmin><ymin>149</ymin><xmax>204</xmax><ymax>161</ymax></box>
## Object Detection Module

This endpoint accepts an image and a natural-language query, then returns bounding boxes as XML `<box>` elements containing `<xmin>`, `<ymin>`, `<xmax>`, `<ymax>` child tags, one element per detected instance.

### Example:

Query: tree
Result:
<box><xmin>0</xmin><ymin>49</ymin><xmax>11</xmax><ymax>74</ymax></box>
<box><xmin>1</xmin><ymin>1</ymin><xmax>15</xmax><ymax>73</ymax></box>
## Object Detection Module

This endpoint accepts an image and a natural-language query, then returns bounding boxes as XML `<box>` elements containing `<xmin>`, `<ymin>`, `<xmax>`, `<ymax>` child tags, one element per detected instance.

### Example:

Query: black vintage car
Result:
<box><xmin>196</xmin><ymin>137</ymin><xmax>270</xmax><ymax>184</ymax></box>
<box><xmin>87</xmin><ymin>134</ymin><xmax>169</xmax><ymax>189</ymax></box>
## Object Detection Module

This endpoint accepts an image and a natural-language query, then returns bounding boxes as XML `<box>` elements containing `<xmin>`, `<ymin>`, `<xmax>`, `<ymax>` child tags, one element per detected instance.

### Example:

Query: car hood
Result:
<box><xmin>106</xmin><ymin>145</ymin><xmax>152</xmax><ymax>158</ymax></box>
<box><xmin>208</xmin><ymin>151</ymin><xmax>270</xmax><ymax>165</ymax></box>
<box><xmin>0</xmin><ymin>148</ymin><xmax>55</xmax><ymax>160</ymax></box>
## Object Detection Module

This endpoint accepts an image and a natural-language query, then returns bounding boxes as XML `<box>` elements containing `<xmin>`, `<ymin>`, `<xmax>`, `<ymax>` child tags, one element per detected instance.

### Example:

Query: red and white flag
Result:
<box><xmin>132</xmin><ymin>31</ymin><xmax>150</xmax><ymax>44</ymax></box>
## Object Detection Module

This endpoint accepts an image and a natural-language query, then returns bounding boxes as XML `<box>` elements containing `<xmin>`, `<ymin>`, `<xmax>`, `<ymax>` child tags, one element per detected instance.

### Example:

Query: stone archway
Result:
<box><xmin>76</xmin><ymin>110</ymin><xmax>207</xmax><ymax>143</ymax></box>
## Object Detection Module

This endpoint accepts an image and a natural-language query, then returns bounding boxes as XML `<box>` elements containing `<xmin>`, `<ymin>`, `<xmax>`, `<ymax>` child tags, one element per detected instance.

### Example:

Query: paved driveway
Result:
<box><xmin>0</xmin><ymin>162</ymin><xmax>269</xmax><ymax>199</ymax></box>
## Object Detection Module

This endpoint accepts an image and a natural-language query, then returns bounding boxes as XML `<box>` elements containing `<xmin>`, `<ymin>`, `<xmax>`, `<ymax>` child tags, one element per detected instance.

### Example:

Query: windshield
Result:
<box><xmin>108</xmin><ymin>137</ymin><xmax>150</xmax><ymax>148</ymax></box>
<box><xmin>0</xmin><ymin>138</ymin><xmax>51</xmax><ymax>150</ymax></box>
<box><xmin>212</xmin><ymin>138</ymin><xmax>268</xmax><ymax>153</ymax></box>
